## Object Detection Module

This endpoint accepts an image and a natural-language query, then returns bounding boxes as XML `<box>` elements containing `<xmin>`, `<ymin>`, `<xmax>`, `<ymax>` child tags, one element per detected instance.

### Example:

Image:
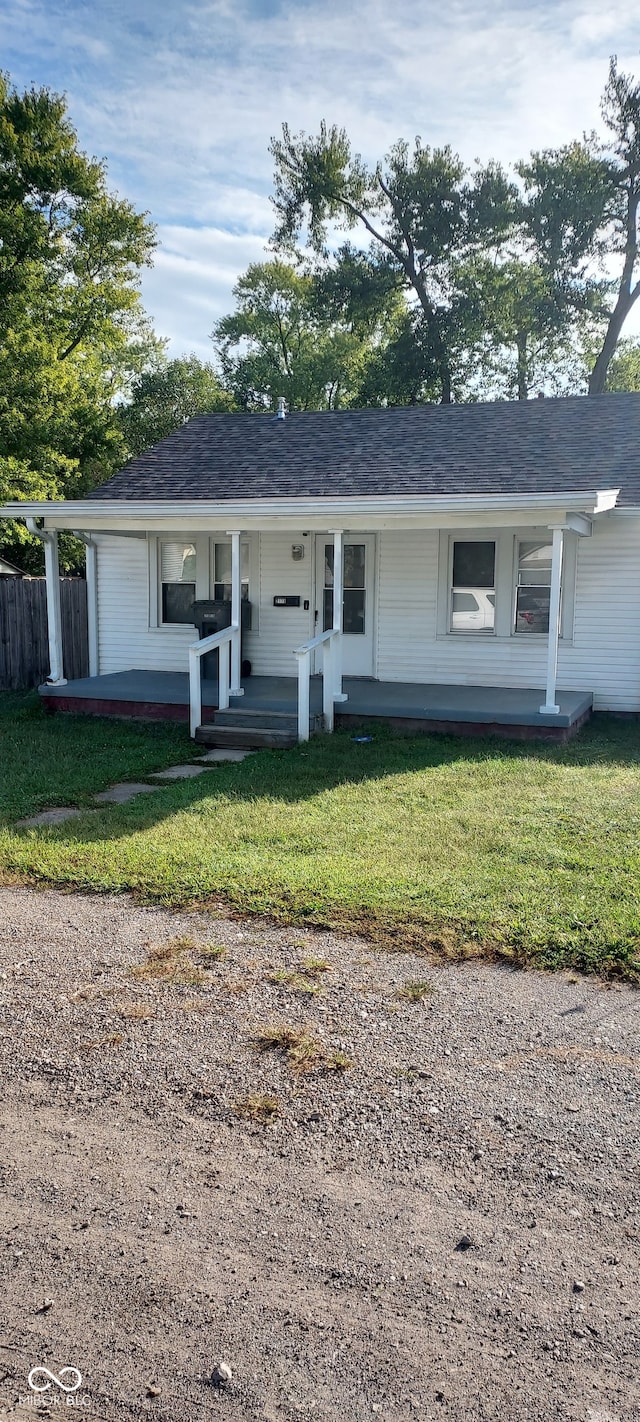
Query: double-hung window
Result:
<box><xmin>440</xmin><ymin>531</ymin><xmax>573</xmax><ymax>640</ymax></box>
<box><xmin>160</xmin><ymin>542</ymin><xmax>197</xmax><ymax>624</ymax></box>
<box><xmin>515</xmin><ymin>540</ymin><xmax>553</xmax><ymax>634</ymax></box>
<box><xmin>152</xmin><ymin>537</ymin><xmax>256</xmax><ymax>629</ymax></box>
<box><xmin>212</xmin><ymin>542</ymin><xmax>250</xmax><ymax>601</ymax></box>
<box><xmin>450</xmin><ymin>540</ymin><xmax>496</xmax><ymax>633</ymax></box>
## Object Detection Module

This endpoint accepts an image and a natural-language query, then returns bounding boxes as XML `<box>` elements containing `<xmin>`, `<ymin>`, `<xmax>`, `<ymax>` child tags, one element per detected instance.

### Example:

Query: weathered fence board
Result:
<box><xmin>0</xmin><ymin>577</ymin><xmax>88</xmax><ymax>690</ymax></box>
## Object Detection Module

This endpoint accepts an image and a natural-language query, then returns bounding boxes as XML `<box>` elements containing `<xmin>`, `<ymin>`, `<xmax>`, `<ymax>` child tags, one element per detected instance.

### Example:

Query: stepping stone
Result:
<box><xmin>149</xmin><ymin>763</ymin><xmax>213</xmax><ymax>780</ymax></box>
<box><xmin>16</xmin><ymin>806</ymin><xmax>92</xmax><ymax>828</ymax></box>
<box><xmin>94</xmin><ymin>782</ymin><xmax>159</xmax><ymax>804</ymax></box>
<box><xmin>193</xmin><ymin>748</ymin><xmax>253</xmax><ymax>763</ymax></box>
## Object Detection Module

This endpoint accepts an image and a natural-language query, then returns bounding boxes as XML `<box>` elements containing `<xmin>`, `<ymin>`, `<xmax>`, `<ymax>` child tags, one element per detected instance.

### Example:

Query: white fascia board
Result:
<box><xmin>0</xmin><ymin>488</ymin><xmax>621</xmax><ymax>530</ymax></box>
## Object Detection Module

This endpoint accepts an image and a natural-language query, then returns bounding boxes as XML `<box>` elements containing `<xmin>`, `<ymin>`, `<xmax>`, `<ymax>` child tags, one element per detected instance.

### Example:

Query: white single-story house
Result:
<box><xmin>2</xmin><ymin>394</ymin><xmax>640</xmax><ymax>745</ymax></box>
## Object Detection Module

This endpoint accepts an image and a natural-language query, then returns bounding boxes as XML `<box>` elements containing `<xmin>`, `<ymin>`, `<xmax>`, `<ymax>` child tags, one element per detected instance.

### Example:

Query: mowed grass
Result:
<box><xmin>0</xmin><ymin>692</ymin><xmax>199</xmax><ymax>818</ymax></box>
<box><xmin>1</xmin><ymin>692</ymin><xmax>639</xmax><ymax>981</ymax></box>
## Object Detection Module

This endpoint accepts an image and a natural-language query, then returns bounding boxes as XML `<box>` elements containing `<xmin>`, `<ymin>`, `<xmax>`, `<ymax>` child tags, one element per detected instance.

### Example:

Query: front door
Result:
<box><xmin>315</xmin><ymin>536</ymin><xmax>376</xmax><ymax>677</ymax></box>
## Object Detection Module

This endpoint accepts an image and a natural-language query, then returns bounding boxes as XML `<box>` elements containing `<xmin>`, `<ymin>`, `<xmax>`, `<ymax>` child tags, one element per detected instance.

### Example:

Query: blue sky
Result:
<box><xmin>2</xmin><ymin>0</ymin><xmax>640</xmax><ymax>358</ymax></box>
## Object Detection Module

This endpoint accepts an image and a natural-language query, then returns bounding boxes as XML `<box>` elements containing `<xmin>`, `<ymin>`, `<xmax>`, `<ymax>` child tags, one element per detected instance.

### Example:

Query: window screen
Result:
<box><xmin>213</xmin><ymin>542</ymin><xmax>250</xmax><ymax>601</ymax></box>
<box><xmin>515</xmin><ymin>540</ymin><xmax>553</xmax><ymax>634</ymax></box>
<box><xmin>322</xmin><ymin>542</ymin><xmax>366</xmax><ymax>635</ymax></box>
<box><xmin>160</xmin><ymin>542</ymin><xmax>196</xmax><ymax>624</ymax></box>
<box><xmin>450</xmin><ymin>541</ymin><xmax>495</xmax><ymax>632</ymax></box>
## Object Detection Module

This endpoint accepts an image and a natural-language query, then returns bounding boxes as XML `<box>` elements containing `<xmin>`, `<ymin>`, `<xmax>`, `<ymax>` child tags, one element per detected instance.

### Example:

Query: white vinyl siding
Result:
<box><xmin>377</xmin><ymin>530</ymin><xmax>439</xmax><ymax>681</ymax></box>
<box><xmin>96</xmin><ymin>532</ymin><xmax>314</xmax><ymax>679</ymax></box>
<box><xmin>96</xmin><ymin>535</ymin><xmax>196</xmax><ymax>673</ymax></box>
<box><xmin>376</xmin><ymin>520</ymin><xmax>640</xmax><ymax>710</ymax></box>
<box><xmin>246</xmin><ymin>533</ymin><xmax>313</xmax><ymax>676</ymax></box>
<box><xmin>95</xmin><ymin>517</ymin><xmax>640</xmax><ymax>711</ymax></box>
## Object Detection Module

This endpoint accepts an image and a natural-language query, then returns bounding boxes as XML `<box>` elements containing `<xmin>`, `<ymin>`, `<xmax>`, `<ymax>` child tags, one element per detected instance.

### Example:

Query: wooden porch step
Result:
<box><xmin>215</xmin><ymin>707</ymin><xmax>298</xmax><ymax>731</ymax></box>
<box><xmin>194</xmin><ymin>724</ymin><xmax>298</xmax><ymax>749</ymax></box>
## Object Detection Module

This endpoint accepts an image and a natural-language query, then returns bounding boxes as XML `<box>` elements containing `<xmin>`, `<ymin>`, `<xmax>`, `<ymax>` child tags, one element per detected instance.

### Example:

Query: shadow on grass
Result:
<box><xmin>2</xmin><ymin>698</ymin><xmax>640</xmax><ymax>837</ymax></box>
<box><xmin>2</xmin><ymin>697</ymin><xmax>640</xmax><ymax>983</ymax></box>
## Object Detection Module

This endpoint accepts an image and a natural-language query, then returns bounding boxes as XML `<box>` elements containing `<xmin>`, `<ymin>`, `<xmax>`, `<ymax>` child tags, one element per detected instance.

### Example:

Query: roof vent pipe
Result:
<box><xmin>276</xmin><ymin>396</ymin><xmax>287</xmax><ymax>420</ymax></box>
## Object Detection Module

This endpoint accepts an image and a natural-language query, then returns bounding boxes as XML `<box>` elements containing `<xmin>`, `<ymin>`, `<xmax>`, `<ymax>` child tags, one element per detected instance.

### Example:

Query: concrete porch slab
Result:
<box><xmin>39</xmin><ymin>670</ymin><xmax>594</xmax><ymax>739</ymax></box>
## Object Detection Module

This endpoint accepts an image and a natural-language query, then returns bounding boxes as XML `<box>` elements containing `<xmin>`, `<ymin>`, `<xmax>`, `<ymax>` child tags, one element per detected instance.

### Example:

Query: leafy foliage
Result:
<box><xmin>270</xmin><ymin>123</ymin><xmax>519</xmax><ymax>403</ymax></box>
<box><xmin>269</xmin><ymin>60</ymin><xmax>640</xmax><ymax>401</ymax></box>
<box><xmin>603</xmin><ymin>338</ymin><xmax>640</xmax><ymax>391</ymax></box>
<box><xmin>506</xmin><ymin>62</ymin><xmax>640</xmax><ymax>396</ymax></box>
<box><xmin>0</xmin><ymin>74</ymin><xmax>157</xmax><ymax>570</ymax></box>
<box><xmin>212</xmin><ymin>258</ymin><xmax>399</xmax><ymax>410</ymax></box>
<box><xmin>118</xmin><ymin>356</ymin><xmax>235</xmax><ymax>459</ymax></box>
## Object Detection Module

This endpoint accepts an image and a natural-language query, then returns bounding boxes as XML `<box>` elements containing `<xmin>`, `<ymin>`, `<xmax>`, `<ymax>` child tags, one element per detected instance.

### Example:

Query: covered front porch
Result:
<box><xmin>39</xmin><ymin>670</ymin><xmax>593</xmax><ymax>740</ymax></box>
<box><xmin>28</xmin><ymin>514</ymin><xmax>597</xmax><ymax>744</ymax></box>
<box><xmin>3</xmin><ymin>471</ymin><xmax>618</xmax><ymax>744</ymax></box>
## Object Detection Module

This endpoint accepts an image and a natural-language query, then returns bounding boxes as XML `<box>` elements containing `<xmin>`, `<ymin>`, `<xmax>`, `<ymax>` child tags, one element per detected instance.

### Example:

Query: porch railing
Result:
<box><xmin>293</xmin><ymin>628</ymin><xmax>340</xmax><ymax>742</ymax></box>
<box><xmin>188</xmin><ymin>626</ymin><xmax>234</xmax><ymax>738</ymax></box>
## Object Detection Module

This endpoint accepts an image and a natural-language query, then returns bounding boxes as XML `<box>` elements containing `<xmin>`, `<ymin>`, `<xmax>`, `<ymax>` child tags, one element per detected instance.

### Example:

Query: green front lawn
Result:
<box><xmin>1</xmin><ymin>692</ymin><xmax>639</xmax><ymax>981</ymax></box>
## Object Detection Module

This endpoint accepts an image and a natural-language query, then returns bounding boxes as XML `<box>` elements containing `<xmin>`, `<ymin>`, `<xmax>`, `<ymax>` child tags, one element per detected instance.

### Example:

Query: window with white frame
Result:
<box><xmin>514</xmin><ymin>540</ymin><xmax>553</xmax><ymax>633</ymax></box>
<box><xmin>438</xmin><ymin>530</ymin><xmax>574</xmax><ymax>641</ymax></box>
<box><xmin>450</xmin><ymin>540</ymin><xmax>496</xmax><ymax>633</ymax></box>
<box><xmin>212</xmin><ymin>541</ymin><xmax>250</xmax><ymax>601</ymax></box>
<box><xmin>160</xmin><ymin>542</ymin><xmax>197</xmax><ymax>624</ymax></box>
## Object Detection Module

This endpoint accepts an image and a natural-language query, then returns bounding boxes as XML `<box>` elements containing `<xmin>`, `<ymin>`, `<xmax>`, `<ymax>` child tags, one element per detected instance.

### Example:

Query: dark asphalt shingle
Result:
<box><xmin>90</xmin><ymin>394</ymin><xmax>640</xmax><ymax>507</ymax></box>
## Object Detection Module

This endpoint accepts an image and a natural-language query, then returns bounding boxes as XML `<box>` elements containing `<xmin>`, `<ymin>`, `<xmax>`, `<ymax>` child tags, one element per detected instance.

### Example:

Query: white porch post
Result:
<box><xmin>539</xmin><ymin>525</ymin><xmax>564</xmax><ymax>715</ymax></box>
<box><xmin>73</xmin><ymin>533</ymin><xmax>98</xmax><ymax>677</ymax></box>
<box><xmin>27</xmin><ymin>519</ymin><xmax>65</xmax><ymax>685</ymax></box>
<box><xmin>330</xmin><ymin>528</ymin><xmax>348</xmax><ymax>702</ymax></box>
<box><xmin>84</xmin><ymin>539</ymin><xmax>98</xmax><ymax>677</ymax></box>
<box><xmin>227</xmin><ymin>529</ymin><xmax>244</xmax><ymax>696</ymax></box>
<box><xmin>295</xmin><ymin>648</ymin><xmax>311</xmax><ymax>742</ymax></box>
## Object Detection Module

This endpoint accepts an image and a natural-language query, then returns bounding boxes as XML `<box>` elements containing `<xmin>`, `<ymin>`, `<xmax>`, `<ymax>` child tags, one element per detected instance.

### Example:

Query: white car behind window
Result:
<box><xmin>451</xmin><ymin>588</ymin><xmax>495</xmax><ymax>632</ymax></box>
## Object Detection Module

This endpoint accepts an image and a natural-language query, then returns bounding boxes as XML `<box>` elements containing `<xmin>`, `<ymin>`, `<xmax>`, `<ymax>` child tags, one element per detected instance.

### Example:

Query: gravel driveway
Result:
<box><xmin>0</xmin><ymin>886</ymin><xmax>638</xmax><ymax>1422</ymax></box>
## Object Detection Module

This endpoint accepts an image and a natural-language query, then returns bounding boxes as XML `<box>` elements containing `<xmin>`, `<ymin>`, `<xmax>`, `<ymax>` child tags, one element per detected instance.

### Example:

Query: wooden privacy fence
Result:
<box><xmin>0</xmin><ymin>577</ymin><xmax>89</xmax><ymax>690</ymax></box>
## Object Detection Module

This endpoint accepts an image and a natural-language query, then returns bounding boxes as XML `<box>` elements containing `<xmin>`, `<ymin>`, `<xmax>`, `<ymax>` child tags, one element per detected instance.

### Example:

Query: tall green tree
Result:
<box><xmin>212</xmin><ymin>258</ymin><xmax>390</xmax><ymax>411</ymax></box>
<box><xmin>269</xmin><ymin>124</ymin><xmax>517</xmax><ymax>402</ymax></box>
<box><xmin>0</xmin><ymin>74</ymin><xmax>157</xmax><ymax>569</ymax></box>
<box><xmin>118</xmin><ymin>355</ymin><xmax>235</xmax><ymax>459</ymax></box>
<box><xmin>514</xmin><ymin>63</ymin><xmax>640</xmax><ymax>395</ymax></box>
<box><xmin>456</xmin><ymin>256</ymin><xmax>596</xmax><ymax>400</ymax></box>
<box><xmin>313</xmin><ymin>246</ymin><xmax>438</xmax><ymax>405</ymax></box>
<box><xmin>589</xmin><ymin>58</ymin><xmax>640</xmax><ymax>393</ymax></box>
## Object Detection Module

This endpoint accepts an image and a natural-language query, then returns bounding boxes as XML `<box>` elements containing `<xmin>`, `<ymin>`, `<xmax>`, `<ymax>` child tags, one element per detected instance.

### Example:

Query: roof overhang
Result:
<box><xmin>0</xmin><ymin>489</ymin><xmax>621</xmax><ymax>534</ymax></box>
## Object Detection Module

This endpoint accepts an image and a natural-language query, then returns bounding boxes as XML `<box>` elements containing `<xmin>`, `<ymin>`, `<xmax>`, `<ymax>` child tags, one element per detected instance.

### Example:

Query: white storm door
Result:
<box><xmin>315</xmin><ymin>536</ymin><xmax>376</xmax><ymax>677</ymax></box>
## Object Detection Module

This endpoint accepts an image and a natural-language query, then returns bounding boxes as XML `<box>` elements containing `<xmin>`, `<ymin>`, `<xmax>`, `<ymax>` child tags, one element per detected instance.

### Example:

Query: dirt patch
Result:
<box><xmin>0</xmin><ymin>887</ymin><xmax>638</xmax><ymax>1422</ymax></box>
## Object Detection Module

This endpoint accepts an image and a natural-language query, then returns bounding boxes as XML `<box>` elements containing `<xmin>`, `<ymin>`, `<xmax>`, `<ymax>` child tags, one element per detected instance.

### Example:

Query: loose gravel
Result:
<box><xmin>0</xmin><ymin>887</ymin><xmax>638</xmax><ymax>1422</ymax></box>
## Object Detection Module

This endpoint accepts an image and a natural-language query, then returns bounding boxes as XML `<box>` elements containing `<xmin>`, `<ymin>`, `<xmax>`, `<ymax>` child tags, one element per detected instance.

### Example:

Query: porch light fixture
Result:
<box><xmin>291</xmin><ymin>544</ymin><xmax>304</xmax><ymax>561</ymax></box>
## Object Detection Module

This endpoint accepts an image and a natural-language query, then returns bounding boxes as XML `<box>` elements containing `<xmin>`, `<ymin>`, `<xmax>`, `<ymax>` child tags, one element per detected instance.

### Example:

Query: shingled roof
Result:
<box><xmin>91</xmin><ymin>394</ymin><xmax>640</xmax><ymax>507</ymax></box>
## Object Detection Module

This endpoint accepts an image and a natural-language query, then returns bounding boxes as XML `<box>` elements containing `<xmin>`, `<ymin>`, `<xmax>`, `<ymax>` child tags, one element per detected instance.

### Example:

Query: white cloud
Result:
<box><xmin>140</xmin><ymin>225</ymin><xmax>270</xmax><ymax>357</ymax></box>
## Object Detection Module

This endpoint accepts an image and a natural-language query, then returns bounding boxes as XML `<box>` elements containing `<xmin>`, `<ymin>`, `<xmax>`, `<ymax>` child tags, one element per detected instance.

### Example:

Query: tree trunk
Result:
<box><xmin>588</xmin><ymin>291</ymin><xmax>638</xmax><ymax>394</ymax></box>
<box><xmin>439</xmin><ymin>363</ymin><xmax>452</xmax><ymax>404</ymax></box>
<box><xmin>400</xmin><ymin>253</ymin><xmax>453</xmax><ymax>403</ymax></box>
<box><xmin>590</xmin><ymin>187</ymin><xmax>640</xmax><ymax>395</ymax></box>
<box><xmin>516</xmin><ymin>331</ymin><xmax>528</xmax><ymax>400</ymax></box>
